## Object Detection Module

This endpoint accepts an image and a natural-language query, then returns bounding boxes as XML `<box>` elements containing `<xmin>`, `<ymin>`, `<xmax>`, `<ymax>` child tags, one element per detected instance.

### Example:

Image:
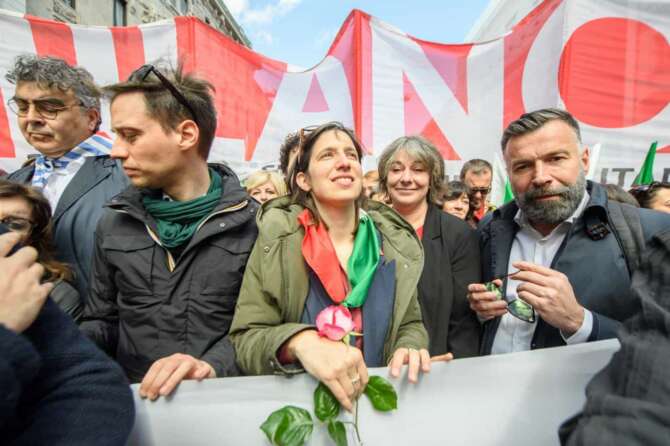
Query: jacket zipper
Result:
<box><xmin>193</xmin><ymin>200</ymin><xmax>248</xmax><ymax>233</ymax></box>
<box><xmin>111</xmin><ymin>199</ymin><xmax>248</xmax><ymax>273</ymax></box>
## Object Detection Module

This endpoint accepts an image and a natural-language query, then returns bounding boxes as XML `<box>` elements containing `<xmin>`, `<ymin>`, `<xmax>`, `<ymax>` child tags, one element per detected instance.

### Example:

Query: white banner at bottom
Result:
<box><xmin>128</xmin><ymin>339</ymin><xmax>619</xmax><ymax>446</ymax></box>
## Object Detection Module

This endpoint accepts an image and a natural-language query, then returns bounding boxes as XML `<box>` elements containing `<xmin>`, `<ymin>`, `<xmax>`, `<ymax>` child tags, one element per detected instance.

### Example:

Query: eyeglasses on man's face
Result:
<box><xmin>470</xmin><ymin>186</ymin><xmax>491</xmax><ymax>195</ymax></box>
<box><xmin>7</xmin><ymin>97</ymin><xmax>82</xmax><ymax>120</ymax></box>
<box><xmin>128</xmin><ymin>64</ymin><xmax>199</xmax><ymax>124</ymax></box>
<box><xmin>0</xmin><ymin>216</ymin><xmax>33</xmax><ymax>233</ymax></box>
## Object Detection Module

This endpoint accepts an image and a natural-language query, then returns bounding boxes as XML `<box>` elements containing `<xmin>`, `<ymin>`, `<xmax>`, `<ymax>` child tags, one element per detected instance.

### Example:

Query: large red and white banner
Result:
<box><xmin>0</xmin><ymin>0</ymin><xmax>668</xmax><ymax>186</ymax></box>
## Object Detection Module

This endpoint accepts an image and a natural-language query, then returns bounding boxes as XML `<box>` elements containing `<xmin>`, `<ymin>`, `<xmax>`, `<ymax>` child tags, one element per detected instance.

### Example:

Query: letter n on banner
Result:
<box><xmin>502</xmin><ymin>0</ymin><xmax>562</xmax><ymax>128</ymax></box>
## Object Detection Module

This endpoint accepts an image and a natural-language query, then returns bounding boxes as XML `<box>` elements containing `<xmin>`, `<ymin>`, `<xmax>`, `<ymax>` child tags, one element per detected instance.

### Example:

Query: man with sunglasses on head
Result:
<box><xmin>467</xmin><ymin>108</ymin><xmax>670</xmax><ymax>355</ymax></box>
<box><xmin>460</xmin><ymin>158</ymin><xmax>496</xmax><ymax>227</ymax></box>
<box><xmin>80</xmin><ymin>64</ymin><xmax>258</xmax><ymax>398</ymax></box>
<box><xmin>4</xmin><ymin>55</ymin><xmax>129</xmax><ymax>302</ymax></box>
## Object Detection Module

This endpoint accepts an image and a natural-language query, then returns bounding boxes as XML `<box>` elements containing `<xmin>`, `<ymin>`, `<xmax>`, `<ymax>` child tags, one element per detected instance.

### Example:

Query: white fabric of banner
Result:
<box><xmin>129</xmin><ymin>339</ymin><xmax>619</xmax><ymax>446</ymax></box>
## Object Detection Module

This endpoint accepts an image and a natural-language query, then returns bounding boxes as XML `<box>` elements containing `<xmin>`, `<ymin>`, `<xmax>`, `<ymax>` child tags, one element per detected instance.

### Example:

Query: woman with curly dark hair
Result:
<box><xmin>0</xmin><ymin>179</ymin><xmax>81</xmax><ymax>320</ymax></box>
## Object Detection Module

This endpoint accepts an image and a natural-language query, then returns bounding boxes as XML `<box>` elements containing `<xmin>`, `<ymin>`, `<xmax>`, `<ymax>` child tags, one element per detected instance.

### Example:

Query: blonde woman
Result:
<box><xmin>245</xmin><ymin>170</ymin><xmax>287</xmax><ymax>204</ymax></box>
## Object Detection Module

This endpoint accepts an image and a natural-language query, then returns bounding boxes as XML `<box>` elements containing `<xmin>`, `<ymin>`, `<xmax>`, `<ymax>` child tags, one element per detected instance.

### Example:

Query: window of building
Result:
<box><xmin>179</xmin><ymin>0</ymin><xmax>188</xmax><ymax>14</ymax></box>
<box><xmin>64</xmin><ymin>0</ymin><xmax>75</xmax><ymax>8</ymax></box>
<box><xmin>113</xmin><ymin>0</ymin><xmax>127</xmax><ymax>26</ymax></box>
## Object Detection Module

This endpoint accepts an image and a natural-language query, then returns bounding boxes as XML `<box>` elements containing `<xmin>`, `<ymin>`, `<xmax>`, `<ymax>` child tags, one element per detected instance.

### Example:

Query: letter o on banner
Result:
<box><xmin>558</xmin><ymin>18</ymin><xmax>670</xmax><ymax>129</ymax></box>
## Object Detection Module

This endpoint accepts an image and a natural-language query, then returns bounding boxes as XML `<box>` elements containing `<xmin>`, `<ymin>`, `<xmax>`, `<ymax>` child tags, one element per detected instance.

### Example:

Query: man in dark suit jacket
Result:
<box><xmin>467</xmin><ymin>108</ymin><xmax>670</xmax><ymax>355</ymax></box>
<box><xmin>4</xmin><ymin>55</ymin><xmax>128</xmax><ymax>301</ymax></box>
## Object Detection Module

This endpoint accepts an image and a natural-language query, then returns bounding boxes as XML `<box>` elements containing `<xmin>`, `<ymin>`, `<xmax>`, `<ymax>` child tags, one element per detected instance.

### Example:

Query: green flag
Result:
<box><xmin>503</xmin><ymin>179</ymin><xmax>514</xmax><ymax>204</ymax></box>
<box><xmin>633</xmin><ymin>141</ymin><xmax>657</xmax><ymax>186</ymax></box>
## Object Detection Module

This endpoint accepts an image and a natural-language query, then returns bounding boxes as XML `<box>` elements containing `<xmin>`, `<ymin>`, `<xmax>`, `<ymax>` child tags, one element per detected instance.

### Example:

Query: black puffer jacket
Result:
<box><xmin>81</xmin><ymin>164</ymin><xmax>258</xmax><ymax>382</ymax></box>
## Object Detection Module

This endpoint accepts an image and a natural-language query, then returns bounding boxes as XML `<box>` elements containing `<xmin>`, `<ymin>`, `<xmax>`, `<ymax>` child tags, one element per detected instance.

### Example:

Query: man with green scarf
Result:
<box><xmin>80</xmin><ymin>65</ymin><xmax>258</xmax><ymax>400</ymax></box>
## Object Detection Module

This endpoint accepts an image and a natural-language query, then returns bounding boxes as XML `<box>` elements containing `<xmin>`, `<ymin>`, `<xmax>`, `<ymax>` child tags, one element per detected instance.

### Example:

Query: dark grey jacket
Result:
<box><xmin>478</xmin><ymin>181</ymin><xmax>670</xmax><ymax>354</ymax></box>
<box><xmin>1</xmin><ymin>298</ymin><xmax>134</xmax><ymax>445</ymax></box>
<box><xmin>7</xmin><ymin>156</ymin><xmax>129</xmax><ymax>302</ymax></box>
<box><xmin>560</xmin><ymin>228</ymin><xmax>670</xmax><ymax>446</ymax></box>
<box><xmin>80</xmin><ymin>164</ymin><xmax>258</xmax><ymax>382</ymax></box>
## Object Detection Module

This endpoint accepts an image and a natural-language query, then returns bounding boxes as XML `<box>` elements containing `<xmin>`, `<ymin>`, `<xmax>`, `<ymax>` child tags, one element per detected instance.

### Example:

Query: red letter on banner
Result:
<box><xmin>175</xmin><ymin>17</ymin><xmax>286</xmax><ymax>161</ymax></box>
<box><xmin>26</xmin><ymin>15</ymin><xmax>76</xmax><ymax>65</ymax></box>
<box><xmin>0</xmin><ymin>89</ymin><xmax>14</xmax><ymax>158</ymax></box>
<box><xmin>502</xmin><ymin>0</ymin><xmax>562</xmax><ymax>128</ymax></box>
<box><xmin>111</xmin><ymin>26</ymin><xmax>145</xmax><ymax>82</ymax></box>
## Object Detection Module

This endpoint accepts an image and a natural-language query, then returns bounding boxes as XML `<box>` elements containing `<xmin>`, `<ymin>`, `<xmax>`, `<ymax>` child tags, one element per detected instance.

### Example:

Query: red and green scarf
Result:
<box><xmin>298</xmin><ymin>209</ymin><xmax>380</xmax><ymax>308</ymax></box>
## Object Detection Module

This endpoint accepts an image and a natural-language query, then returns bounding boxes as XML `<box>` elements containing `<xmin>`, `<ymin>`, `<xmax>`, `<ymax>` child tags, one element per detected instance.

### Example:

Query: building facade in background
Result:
<box><xmin>0</xmin><ymin>0</ymin><xmax>250</xmax><ymax>47</ymax></box>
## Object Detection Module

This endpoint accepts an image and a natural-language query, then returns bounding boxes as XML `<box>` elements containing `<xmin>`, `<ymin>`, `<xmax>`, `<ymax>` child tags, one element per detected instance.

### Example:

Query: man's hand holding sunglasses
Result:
<box><xmin>512</xmin><ymin>261</ymin><xmax>585</xmax><ymax>337</ymax></box>
<box><xmin>467</xmin><ymin>278</ymin><xmax>508</xmax><ymax>321</ymax></box>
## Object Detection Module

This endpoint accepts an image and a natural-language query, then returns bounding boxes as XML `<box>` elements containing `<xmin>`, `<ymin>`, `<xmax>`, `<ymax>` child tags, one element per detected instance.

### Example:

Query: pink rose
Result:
<box><xmin>315</xmin><ymin>305</ymin><xmax>355</xmax><ymax>341</ymax></box>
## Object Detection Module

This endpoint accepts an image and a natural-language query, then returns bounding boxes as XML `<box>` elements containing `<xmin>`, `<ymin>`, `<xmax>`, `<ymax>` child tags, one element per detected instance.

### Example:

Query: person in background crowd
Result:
<box><xmin>370</xmin><ymin>189</ymin><xmax>391</xmax><ymax>204</ymax></box>
<box><xmin>80</xmin><ymin>64</ymin><xmax>258</xmax><ymax>399</ymax></box>
<box><xmin>468</xmin><ymin>108</ymin><xmax>670</xmax><ymax>355</ymax></box>
<box><xmin>0</xmin><ymin>179</ymin><xmax>81</xmax><ymax>321</ymax></box>
<box><xmin>460</xmin><ymin>158</ymin><xmax>495</xmax><ymax>226</ymax></box>
<box><xmin>362</xmin><ymin>169</ymin><xmax>380</xmax><ymax>198</ymax></box>
<box><xmin>0</xmin><ymin>232</ymin><xmax>134</xmax><ymax>445</ymax></box>
<box><xmin>629</xmin><ymin>182</ymin><xmax>670</xmax><ymax>213</ymax></box>
<box><xmin>439</xmin><ymin>180</ymin><xmax>472</xmax><ymax>221</ymax></box>
<box><xmin>559</xmin><ymin>227</ymin><xmax>670</xmax><ymax>446</ymax></box>
<box><xmin>245</xmin><ymin>170</ymin><xmax>287</xmax><ymax>204</ymax></box>
<box><xmin>4</xmin><ymin>55</ymin><xmax>129</xmax><ymax>302</ymax></box>
<box><xmin>604</xmin><ymin>184</ymin><xmax>639</xmax><ymax>207</ymax></box>
<box><xmin>0</xmin><ymin>168</ymin><xmax>6</xmax><ymax>177</ymax></box>
<box><xmin>378</xmin><ymin>136</ymin><xmax>481</xmax><ymax>358</ymax></box>
<box><xmin>278</xmin><ymin>131</ymin><xmax>300</xmax><ymax>180</ymax></box>
<box><xmin>230</xmin><ymin>122</ymin><xmax>435</xmax><ymax>412</ymax></box>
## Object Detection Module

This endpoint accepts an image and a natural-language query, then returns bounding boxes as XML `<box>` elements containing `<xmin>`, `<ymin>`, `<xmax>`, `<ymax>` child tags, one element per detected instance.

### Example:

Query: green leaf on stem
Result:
<box><xmin>327</xmin><ymin>420</ymin><xmax>348</xmax><ymax>446</ymax></box>
<box><xmin>260</xmin><ymin>405</ymin><xmax>314</xmax><ymax>446</ymax></box>
<box><xmin>314</xmin><ymin>382</ymin><xmax>341</xmax><ymax>422</ymax></box>
<box><xmin>364</xmin><ymin>375</ymin><xmax>398</xmax><ymax>412</ymax></box>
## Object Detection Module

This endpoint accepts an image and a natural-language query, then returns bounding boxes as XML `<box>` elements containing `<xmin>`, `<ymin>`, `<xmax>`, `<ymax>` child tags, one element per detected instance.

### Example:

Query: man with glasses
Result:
<box><xmin>4</xmin><ymin>55</ymin><xmax>128</xmax><ymax>302</ymax></box>
<box><xmin>467</xmin><ymin>108</ymin><xmax>670</xmax><ymax>355</ymax></box>
<box><xmin>460</xmin><ymin>158</ymin><xmax>495</xmax><ymax>226</ymax></box>
<box><xmin>80</xmin><ymin>64</ymin><xmax>258</xmax><ymax>398</ymax></box>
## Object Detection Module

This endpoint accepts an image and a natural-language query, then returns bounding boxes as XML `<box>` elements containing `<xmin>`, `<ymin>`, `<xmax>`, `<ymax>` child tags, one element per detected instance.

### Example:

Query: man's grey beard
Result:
<box><xmin>515</xmin><ymin>169</ymin><xmax>586</xmax><ymax>226</ymax></box>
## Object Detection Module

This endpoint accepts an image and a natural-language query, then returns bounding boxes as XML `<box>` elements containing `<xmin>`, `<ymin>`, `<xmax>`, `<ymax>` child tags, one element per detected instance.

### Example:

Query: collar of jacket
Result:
<box><xmin>422</xmin><ymin>202</ymin><xmax>451</xmax><ymax>241</ymax></box>
<box><xmin>105</xmin><ymin>163</ymin><xmax>253</xmax><ymax>230</ymax></box>
<box><xmin>257</xmin><ymin>196</ymin><xmax>423</xmax><ymax>263</ymax></box>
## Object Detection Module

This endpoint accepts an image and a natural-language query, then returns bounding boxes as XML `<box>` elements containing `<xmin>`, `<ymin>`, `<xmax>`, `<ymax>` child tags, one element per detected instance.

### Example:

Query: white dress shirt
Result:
<box><xmin>41</xmin><ymin>155</ymin><xmax>88</xmax><ymax>212</ymax></box>
<box><xmin>491</xmin><ymin>191</ymin><xmax>593</xmax><ymax>354</ymax></box>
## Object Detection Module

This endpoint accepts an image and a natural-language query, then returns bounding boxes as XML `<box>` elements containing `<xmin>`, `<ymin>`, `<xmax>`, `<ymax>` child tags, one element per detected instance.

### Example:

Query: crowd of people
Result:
<box><xmin>1</xmin><ymin>54</ymin><xmax>669</xmax><ymax>445</ymax></box>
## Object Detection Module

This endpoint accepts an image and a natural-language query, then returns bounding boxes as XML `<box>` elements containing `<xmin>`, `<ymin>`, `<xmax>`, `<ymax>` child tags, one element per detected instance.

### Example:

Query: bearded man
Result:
<box><xmin>467</xmin><ymin>108</ymin><xmax>670</xmax><ymax>354</ymax></box>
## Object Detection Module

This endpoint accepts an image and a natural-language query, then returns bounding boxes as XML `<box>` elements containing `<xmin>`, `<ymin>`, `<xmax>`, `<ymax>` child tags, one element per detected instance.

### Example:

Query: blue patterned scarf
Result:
<box><xmin>31</xmin><ymin>134</ymin><xmax>112</xmax><ymax>189</ymax></box>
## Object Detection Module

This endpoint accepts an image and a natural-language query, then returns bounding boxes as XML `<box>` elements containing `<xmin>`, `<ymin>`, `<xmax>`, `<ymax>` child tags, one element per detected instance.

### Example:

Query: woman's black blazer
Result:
<box><xmin>418</xmin><ymin>204</ymin><xmax>481</xmax><ymax>357</ymax></box>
